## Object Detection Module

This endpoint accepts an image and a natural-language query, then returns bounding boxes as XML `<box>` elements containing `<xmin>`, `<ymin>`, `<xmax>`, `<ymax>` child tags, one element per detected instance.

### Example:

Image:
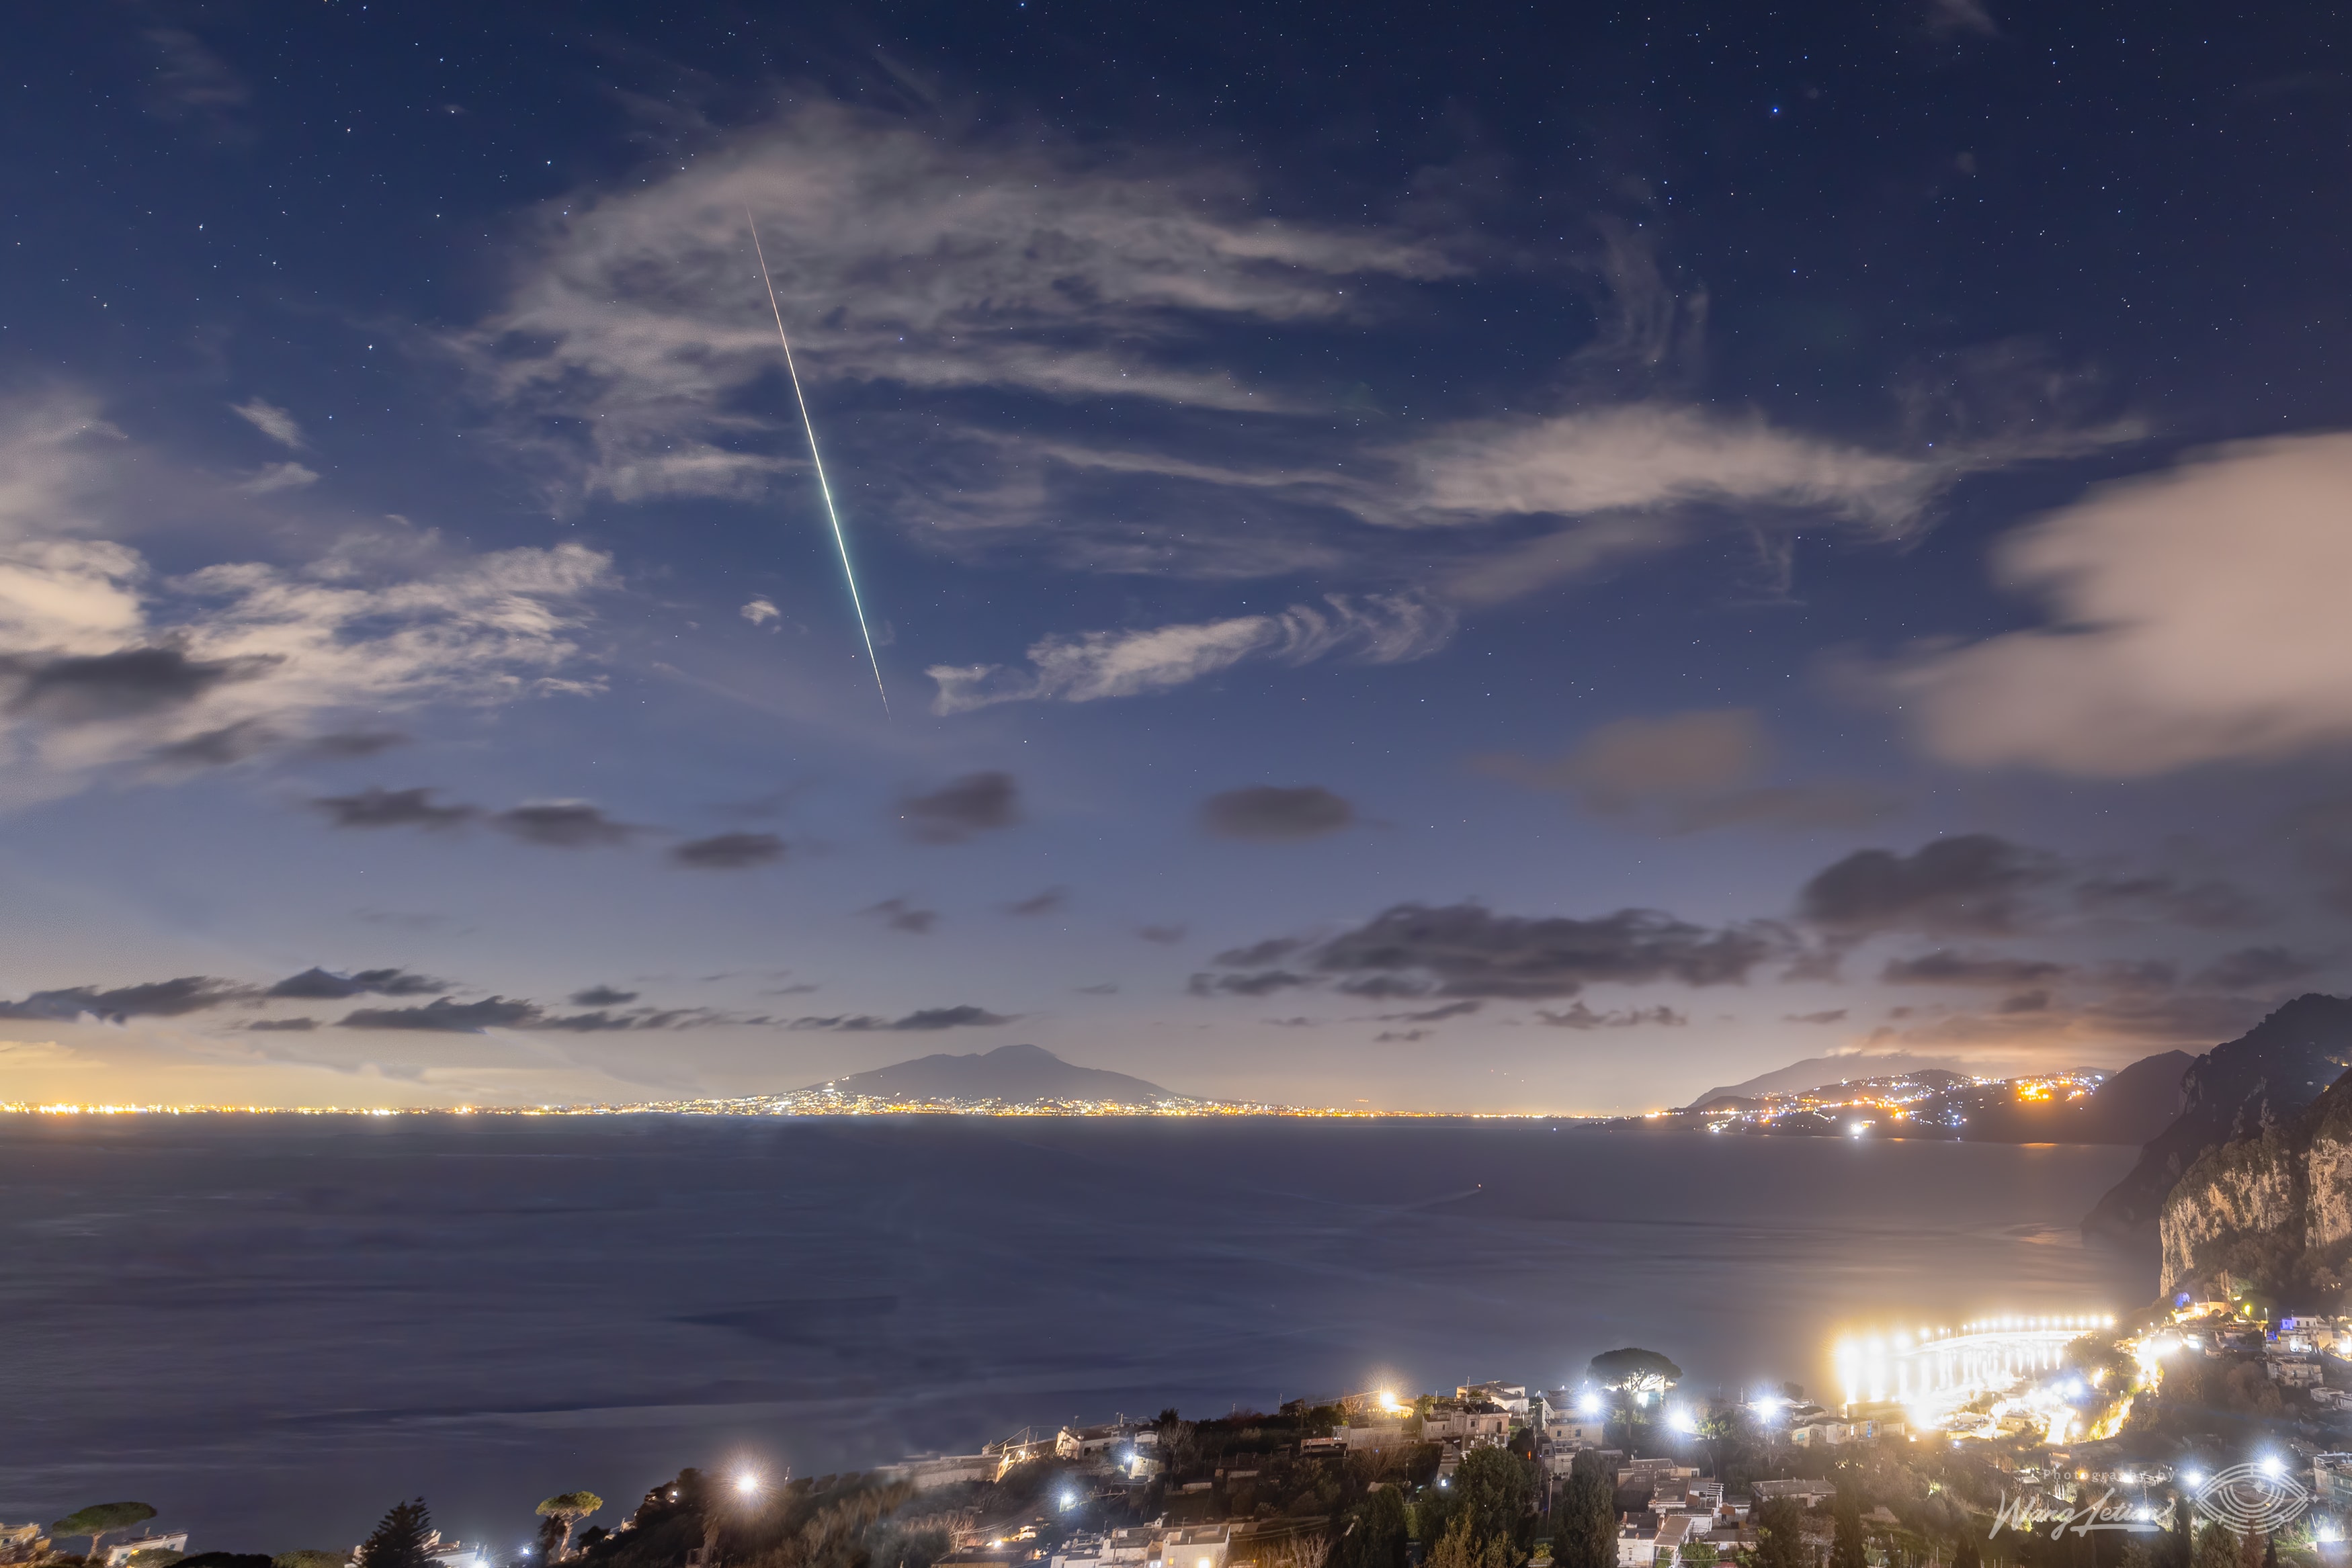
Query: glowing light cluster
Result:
<box><xmin>1835</xmin><ymin>1313</ymin><xmax>2115</xmax><ymax>1412</ymax></box>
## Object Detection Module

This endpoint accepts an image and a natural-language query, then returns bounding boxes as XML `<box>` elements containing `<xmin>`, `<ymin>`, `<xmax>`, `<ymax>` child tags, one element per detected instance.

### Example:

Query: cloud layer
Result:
<box><xmin>929</xmin><ymin>594</ymin><xmax>1454</xmax><ymax>713</ymax></box>
<box><xmin>1884</xmin><ymin>435</ymin><xmax>2352</xmax><ymax>775</ymax></box>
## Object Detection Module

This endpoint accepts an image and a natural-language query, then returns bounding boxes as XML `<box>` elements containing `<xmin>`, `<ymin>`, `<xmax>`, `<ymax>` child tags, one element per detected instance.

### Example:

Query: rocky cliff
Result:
<box><xmin>2087</xmin><ymin>994</ymin><xmax>2352</xmax><ymax>1236</ymax></box>
<box><xmin>2159</xmin><ymin>1065</ymin><xmax>2352</xmax><ymax>1303</ymax></box>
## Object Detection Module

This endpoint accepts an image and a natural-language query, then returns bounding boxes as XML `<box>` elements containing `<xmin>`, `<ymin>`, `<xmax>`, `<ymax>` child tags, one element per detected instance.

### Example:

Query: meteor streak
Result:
<box><xmin>747</xmin><ymin>211</ymin><xmax>889</xmax><ymax>715</ymax></box>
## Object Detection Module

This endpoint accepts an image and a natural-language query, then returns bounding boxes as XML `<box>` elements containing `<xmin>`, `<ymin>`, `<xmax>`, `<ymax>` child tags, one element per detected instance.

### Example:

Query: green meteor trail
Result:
<box><xmin>748</xmin><ymin>211</ymin><xmax>889</xmax><ymax>715</ymax></box>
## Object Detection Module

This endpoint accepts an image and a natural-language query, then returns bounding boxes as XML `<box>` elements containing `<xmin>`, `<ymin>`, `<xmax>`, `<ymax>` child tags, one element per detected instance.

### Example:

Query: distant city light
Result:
<box><xmin>736</xmin><ymin>1473</ymin><xmax>761</xmax><ymax>1497</ymax></box>
<box><xmin>1847</xmin><ymin>1121</ymin><xmax>1867</xmax><ymax>1137</ymax></box>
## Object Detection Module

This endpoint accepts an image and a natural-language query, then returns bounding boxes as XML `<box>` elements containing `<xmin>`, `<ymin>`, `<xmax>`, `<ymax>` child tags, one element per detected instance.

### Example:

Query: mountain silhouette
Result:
<box><xmin>803</xmin><ymin>1042</ymin><xmax>1185</xmax><ymax>1103</ymax></box>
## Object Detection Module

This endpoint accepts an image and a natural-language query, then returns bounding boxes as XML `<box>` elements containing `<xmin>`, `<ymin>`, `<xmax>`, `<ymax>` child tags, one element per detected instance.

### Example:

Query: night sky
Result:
<box><xmin>5</xmin><ymin>1</ymin><xmax>2351</xmax><ymax>1113</ymax></box>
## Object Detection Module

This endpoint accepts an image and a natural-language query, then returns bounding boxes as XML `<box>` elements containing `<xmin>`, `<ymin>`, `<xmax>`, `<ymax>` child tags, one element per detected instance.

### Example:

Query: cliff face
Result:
<box><xmin>2087</xmin><ymin>994</ymin><xmax>2352</xmax><ymax>1236</ymax></box>
<box><xmin>2158</xmin><ymin>1066</ymin><xmax>2352</xmax><ymax>1302</ymax></box>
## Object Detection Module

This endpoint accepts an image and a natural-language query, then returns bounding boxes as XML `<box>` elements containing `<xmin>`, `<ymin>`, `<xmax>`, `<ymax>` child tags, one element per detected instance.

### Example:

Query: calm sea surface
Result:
<box><xmin>0</xmin><ymin>1117</ymin><xmax>2150</xmax><ymax>1552</ymax></box>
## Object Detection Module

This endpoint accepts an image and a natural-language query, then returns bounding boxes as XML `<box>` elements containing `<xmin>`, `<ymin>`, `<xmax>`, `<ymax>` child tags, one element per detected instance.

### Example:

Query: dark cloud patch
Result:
<box><xmin>1136</xmin><ymin>923</ymin><xmax>1188</xmax><ymax>945</ymax></box>
<box><xmin>570</xmin><ymin>985</ymin><xmax>639</xmax><ymax>1006</ymax></box>
<box><xmin>1377</xmin><ymin>999</ymin><xmax>1482</xmax><ymax>1023</ymax></box>
<box><xmin>2074</xmin><ymin>873</ymin><xmax>2265</xmax><ymax>930</ymax></box>
<box><xmin>532</xmin><ymin>1005</ymin><xmax>728</xmax><ymax>1032</ymax></box>
<box><xmin>1798</xmin><ymin>834</ymin><xmax>2056</xmax><ymax>935</ymax></box>
<box><xmin>1298</xmin><ymin>902</ymin><xmax>1782</xmax><ymax>1000</ymax></box>
<box><xmin>535</xmin><ymin>1010</ymin><xmax>638</xmax><ymax>1033</ymax></box>
<box><xmin>1997</xmin><ymin>990</ymin><xmax>2052</xmax><ymax>1014</ymax></box>
<box><xmin>790</xmin><ymin>1006</ymin><xmax>1015</xmax><ymax>1031</ymax></box>
<box><xmin>2286</xmin><ymin>797</ymin><xmax>2352</xmax><ymax>918</ymax></box>
<box><xmin>2091</xmin><ymin>958</ymin><xmax>2181</xmax><ymax>992</ymax></box>
<box><xmin>1212</xmin><ymin>937</ymin><xmax>1306</xmax><ymax>967</ymax></box>
<box><xmin>0</xmin><ymin>975</ymin><xmax>256</xmax><ymax>1021</ymax></box>
<box><xmin>489</xmin><ymin>801</ymin><xmax>642</xmax><ymax>848</ymax></box>
<box><xmin>1374</xmin><ymin>1028</ymin><xmax>1430</xmax><ymax>1043</ymax></box>
<box><xmin>268</xmin><ymin>967</ymin><xmax>446</xmax><ymax>1000</ymax></box>
<box><xmin>896</xmin><ymin>771</ymin><xmax>1020</xmax><ymax>844</ymax></box>
<box><xmin>1335</xmin><ymin>974</ymin><xmax>1435</xmax><ymax>1000</ymax></box>
<box><xmin>305</xmin><ymin>730</ymin><xmax>410</xmax><ymax>759</ymax></box>
<box><xmin>1200</xmin><ymin>785</ymin><xmax>1355</xmax><ymax>841</ymax></box>
<box><xmin>1187</xmin><ymin>969</ymin><xmax>1314</xmax><ymax>997</ymax></box>
<box><xmin>1787</xmin><ymin>1008</ymin><xmax>1849</xmax><ymax>1025</ymax></box>
<box><xmin>1879</xmin><ymin>950</ymin><xmax>2069</xmax><ymax>986</ymax></box>
<box><xmin>1534</xmin><ymin>1002</ymin><xmax>1689</xmax><ymax>1029</ymax></box>
<box><xmin>862</xmin><ymin>897</ymin><xmax>939</xmax><ymax>934</ymax></box>
<box><xmin>150</xmin><ymin>719</ymin><xmax>278</xmax><ymax>768</ymax></box>
<box><xmin>339</xmin><ymin>996</ymin><xmax>541</xmax><ymax>1032</ymax></box>
<box><xmin>312</xmin><ymin>786</ymin><xmax>478</xmax><ymax>830</ymax></box>
<box><xmin>2082</xmin><ymin>991</ymin><xmax>2271</xmax><ymax>1041</ymax></box>
<box><xmin>1</xmin><ymin>646</ymin><xmax>276</xmax><ymax>725</ymax></box>
<box><xmin>1003</xmin><ymin>887</ymin><xmax>1066</xmax><ymax>916</ymax></box>
<box><xmin>247</xmin><ymin>1017</ymin><xmax>318</xmax><ymax>1031</ymax></box>
<box><xmin>2194</xmin><ymin>945</ymin><xmax>2330</xmax><ymax>991</ymax></box>
<box><xmin>671</xmin><ymin>832</ymin><xmax>786</xmax><ymax>869</ymax></box>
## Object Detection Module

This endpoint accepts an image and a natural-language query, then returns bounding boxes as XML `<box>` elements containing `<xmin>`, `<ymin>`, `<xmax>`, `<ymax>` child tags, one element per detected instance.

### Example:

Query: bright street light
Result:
<box><xmin>736</xmin><ymin>1473</ymin><xmax>761</xmax><ymax>1497</ymax></box>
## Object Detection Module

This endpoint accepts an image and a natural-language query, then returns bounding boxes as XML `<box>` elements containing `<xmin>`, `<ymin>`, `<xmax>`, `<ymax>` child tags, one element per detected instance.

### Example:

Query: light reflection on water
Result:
<box><xmin>0</xmin><ymin>1117</ymin><xmax>2149</xmax><ymax>1549</ymax></box>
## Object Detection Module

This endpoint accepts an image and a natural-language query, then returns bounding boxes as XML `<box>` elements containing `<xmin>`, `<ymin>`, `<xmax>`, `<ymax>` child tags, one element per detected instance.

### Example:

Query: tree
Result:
<box><xmin>1830</xmin><ymin>1491</ymin><xmax>1867</xmax><ymax>1568</ymax></box>
<box><xmin>276</xmin><ymin>1553</ymin><xmax>349</xmax><ymax>1568</ymax></box>
<box><xmin>53</xmin><ymin>1504</ymin><xmax>158</xmax><ymax>1563</ymax></box>
<box><xmin>2191</xmin><ymin>1523</ymin><xmax>2237</xmax><ymax>1568</ymax></box>
<box><xmin>1953</xmin><ymin>1534</ymin><xmax>1982</xmax><ymax>1568</ymax></box>
<box><xmin>537</xmin><ymin>1496</ymin><xmax>604</xmax><ymax>1565</ymax></box>
<box><xmin>1586</xmin><ymin>1350</ymin><xmax>1683</xmax><ymax>1396</ymax></box>
<box><xmin>1453</xmin><ymin>1449</ymin><xmax>1538</xmax><ymax>1550</ymax></box>
<box><xmin>1685</xmin><ymin>1544</ymin><xmax>1720</xmax><ymax>1568</ymax></box>
<box><xmin>1754</xmin><ymin>1499</ymin><xmax>1808</xmax><ymax>1568</ymax></box>
<box><xmin>357</xmin><ymin>1500</ymin><xmax>438</xmax><ymax>1568</ymax></box>
<box><xmin>1345</xmin><ymin>1488</ymin><xmax>1411</xmax><ymax>1568</ymax></box>
<box><xmin>1553</xmin><ymin>1454</ymin><xmax>1616</xmax><ymax>1568</ymax></box>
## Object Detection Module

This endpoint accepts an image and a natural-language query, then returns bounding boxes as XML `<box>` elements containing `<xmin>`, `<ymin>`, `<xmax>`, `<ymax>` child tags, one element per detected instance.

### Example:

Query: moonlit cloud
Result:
<box><xmin>230</xmin><ymin>398</ymin><xmax>306</xmax><ymax>449</ymax></box>
<box><xmin>0</xmin><ymin>397</ymin><xmax>617</xmax><ymax>802</ymax></box>
<box><xmin>929</xmin><ymin>594</ymin><xmax>1454</xmax><ymax>713</ymax></box>
<box><xmin>233</xmin><ymin>461</ymin><xmax>320</xmax><ymax>494</ymax></box>
<box><xmin>1474</xmin><ymin>708</ymin><xmax>1904</xmax><ymax>834</ymax></box>
<box><xmin>1882</xmin><ymin>434</ymin><xmax>2352</xmax><ymax>775</ymax></box>
<box><xmin>459</xmin><ymin>103</ymin><xmax>1460</xmax><ymax>507</ymax></box>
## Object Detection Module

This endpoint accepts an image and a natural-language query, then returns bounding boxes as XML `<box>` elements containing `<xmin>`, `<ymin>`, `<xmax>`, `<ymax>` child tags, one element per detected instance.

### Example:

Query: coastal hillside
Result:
<box><xmin>2160</xmin><ymin>1058</ymin><xmax>2352</xmax><ymax>1302</ymax></box>
<box><xmin>2088</xmin><ymin>992</ymin><xmax>2352</xmax><ymax>1236</ymax></box>
<box><xmin>1687</xmin><ymin>1052</ymin><xmax>1970</xmax><ymax>1104</ymax></box>
<box><xmin>1956</xmin><ymin>1048</ymin><xmax>2192</xmax><ymax>1145</ymax></box>
<box><xmin>802</xmin><ymin>1042</ymin><xmax>1185</xmax><ymax>1104</ymax></box>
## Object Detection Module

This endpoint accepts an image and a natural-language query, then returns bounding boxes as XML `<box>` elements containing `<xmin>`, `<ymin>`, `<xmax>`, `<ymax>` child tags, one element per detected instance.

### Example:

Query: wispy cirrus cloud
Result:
<box><xmin>929</xmin><ymin>593</ymin><xmax>1454</xmax><ymax>713</ymax></box>
<box><xmin>457</xmin><ymin>102</ymin><xmax>1461</xmax><ymax>509</ymax></box>
<box><xmin>0</xmin><ymin>395</ymin><xmax>615</xmax><ymax>801</ymax></box>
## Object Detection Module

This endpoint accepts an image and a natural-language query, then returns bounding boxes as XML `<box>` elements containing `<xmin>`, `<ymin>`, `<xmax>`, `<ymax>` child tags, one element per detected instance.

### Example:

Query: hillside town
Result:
<box><xmin>23</xmin><ymin>1295</ymin><xmax>2352</xmax><ymax>1568</ymax></box>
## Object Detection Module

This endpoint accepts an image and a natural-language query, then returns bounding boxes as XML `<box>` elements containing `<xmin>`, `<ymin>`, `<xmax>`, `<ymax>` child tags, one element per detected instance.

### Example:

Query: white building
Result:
<box><xmin>104</xmin><ymin>1537</ymin><xmax>190</xmax><ymax>1568</ymax></box>
<box><xmin>1545</xmin><ymin>1418</ymin><xmax>1607</xmax><ymax>1450</ymax></box>
<box><xmin>1161</xmin><ymin>1525</ymin><xmax>1231</xmax><ymax>1568</ymax></box>
<box><xmin>1458</xmin><ymin>1383</ymin><xmax>1531</xmax><ymax>1416</ymax></box>
<box><xmin>2267</xmin><ymin>1357</ymin><xmax>2325</xmax><ymax>1389</ymax></box>
<box><xmin>1618</xmin><ymin>1515</ymin><xmax>1696</xmax><ymax>1567</ymax></box>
